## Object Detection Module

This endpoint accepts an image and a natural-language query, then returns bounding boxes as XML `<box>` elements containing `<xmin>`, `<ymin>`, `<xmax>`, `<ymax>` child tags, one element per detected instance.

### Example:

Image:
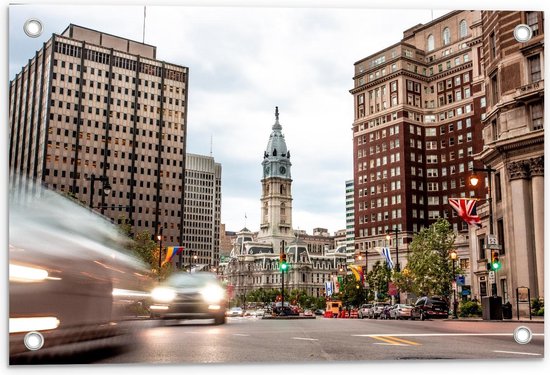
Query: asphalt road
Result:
<box><xmin>96</xmin><ymin>316</ymin><xmax>544</xmax><ymax>364</ymax></box>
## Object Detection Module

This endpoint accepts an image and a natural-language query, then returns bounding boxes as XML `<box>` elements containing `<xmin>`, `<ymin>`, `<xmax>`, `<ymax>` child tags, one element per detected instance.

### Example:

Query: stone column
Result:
<box><xmin>507</xmin><ymin>161</ymin><xmax>536</xmax><ymax>316</ymax></box>
<box><xmin>528</xmin><ymin>157</ymin><xmax>544</xmax><ymax>299</ymax></box>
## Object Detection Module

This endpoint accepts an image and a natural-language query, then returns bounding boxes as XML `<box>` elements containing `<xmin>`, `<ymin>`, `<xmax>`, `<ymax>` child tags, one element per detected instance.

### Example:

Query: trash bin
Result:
<box><xmin>502</xmin><ymin>302</ymin><xmax>512</xmax><ymax>319</ymax></box>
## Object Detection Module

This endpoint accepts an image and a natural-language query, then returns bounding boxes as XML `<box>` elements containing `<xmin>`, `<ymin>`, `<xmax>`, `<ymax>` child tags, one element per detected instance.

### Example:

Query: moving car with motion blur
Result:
<box><xmin>9</xmin><ymin>180</ymin><xmax>153</xmax><ymax>364</ymax></box>
<box><xmin>149</xmin><ymin>272</ymin><xmax>227</xmax><ymax>325</ymax></box>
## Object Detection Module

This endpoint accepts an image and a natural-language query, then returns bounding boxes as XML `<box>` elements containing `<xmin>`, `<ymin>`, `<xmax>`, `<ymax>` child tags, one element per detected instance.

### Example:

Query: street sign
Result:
<box><xmin>486</xmin><ymin>244</ymin><xmax>502</xmax><ymax>250</ymax></box>
<box><xmin>456</xmin><ymin>275</ymin><xmax>465</xmax><ymax>286</ymax></box>
<box><xmin>487</xmin><ymin>234</ymin><xmax>498</xmax><ymax>245</ymax></box>
<box><xmin>488</xmin><ymin>271</ymin><xmax>495</xmax><ymax>283</ymax></box>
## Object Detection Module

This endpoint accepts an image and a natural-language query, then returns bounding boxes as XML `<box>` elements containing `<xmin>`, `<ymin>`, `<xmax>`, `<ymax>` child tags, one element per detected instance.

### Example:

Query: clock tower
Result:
<box><xmin>257</xmin><ymin>107</ymin><xmax>294</xmax><ymax>252</ymax></box>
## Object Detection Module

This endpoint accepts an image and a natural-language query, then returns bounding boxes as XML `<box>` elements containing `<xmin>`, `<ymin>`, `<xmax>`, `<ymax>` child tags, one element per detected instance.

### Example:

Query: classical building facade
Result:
<box><xmin>350</xmin><ymin>11</ymin><xmax>487</xmax><ymax>288</ymax></box>
<box><xmin>9</xmin><ymin>24</ymin><xmax>189</xmax><ymax>247</ymax></box>
<box><xmin>471</xmin><ymin>11</ymin><xmax>544</xmax><ymax>314</ymax></box>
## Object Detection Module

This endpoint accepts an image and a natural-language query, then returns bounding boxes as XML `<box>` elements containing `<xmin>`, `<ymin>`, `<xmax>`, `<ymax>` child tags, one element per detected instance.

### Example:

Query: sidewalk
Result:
<box><xmin>445</xmin><ymin>316</ymin><xmax>544</xmax><ymax>323</ymax></box>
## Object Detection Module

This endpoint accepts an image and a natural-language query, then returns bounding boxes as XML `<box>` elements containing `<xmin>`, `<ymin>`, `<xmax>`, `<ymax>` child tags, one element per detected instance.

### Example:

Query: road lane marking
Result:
<box><xmin>370</xmin><ymin>336</ymin><xmax>408</xmax><ymax>346</ymax></box>
<box><xmin>373</xmin><ymin>343</ymin><xmax>406</xmax><ymax>346</ymax></box>
<box><xmin>493</xmin><ymin>350</ymin><xmax>541</xmax><ymax>356</ymax></box>
<box><xmin>292</xmin><ymin>337</ymin><xmax>318</xmax><ymax>341</ymax></box>
<box><xmin>233</xmin><ymin>333</ymin><xmax>250</xmax><ymax>337</ymax></box>
<box><xmin>385</xmin><ymin>336</ymin><xmax>421</xmax><ymax>346</ymax></box>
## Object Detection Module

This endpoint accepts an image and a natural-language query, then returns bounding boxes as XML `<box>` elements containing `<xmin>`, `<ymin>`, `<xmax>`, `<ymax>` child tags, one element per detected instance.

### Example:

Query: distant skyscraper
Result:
<box><xmin>182</xmin><ymin>153</ymin><xmax>221</xmax><ymax>270</ymax></box>
<box><xmin>345</xmin><ymin>179</ymin><xmax>355</xmax><ymax>256</ymax></box>
<box><xmin>9</xmin><ymin>24</ymin><xmax>189</xmax><ymax>246</ymax></box>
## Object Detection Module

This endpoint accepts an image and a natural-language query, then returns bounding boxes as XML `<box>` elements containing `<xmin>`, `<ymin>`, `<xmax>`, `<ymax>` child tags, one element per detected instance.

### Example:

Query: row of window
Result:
<box><xmin>54</xmin><ymin>41</ymin><xmax>187</xmax><ymax>82</ymax></box>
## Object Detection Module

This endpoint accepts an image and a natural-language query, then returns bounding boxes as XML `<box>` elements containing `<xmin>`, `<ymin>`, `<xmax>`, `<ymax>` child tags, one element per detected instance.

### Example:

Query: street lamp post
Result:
<box><xmin>450</xmin><ymin>250</ymin><xmax>458</xmax><ymax>319</ymax></box>
<box><xmin>87</xmin><ymin>174</ymin><xmax>111</xmax><ymax>209</ymax></box>
<box><xmin>469</xmin><ymin>166</ymin><xmax>497</xmax><ymax>296</ymax></box>
<box><xmin>386</xmin><ymin>227</ymin><xmax>400</xmax><ymax>303</ymax></box>
<box><xmin>156</xmin><ymin>228</ymin><xmax>163</xmax><ymax>282</ymax></box>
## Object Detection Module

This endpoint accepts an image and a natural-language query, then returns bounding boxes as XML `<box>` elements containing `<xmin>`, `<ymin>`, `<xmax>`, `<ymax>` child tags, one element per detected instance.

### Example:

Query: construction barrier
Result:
<box><xmin>350</xmin><ymin>309</ymin><xmax>358</xmax><ymax>319</ymax></box>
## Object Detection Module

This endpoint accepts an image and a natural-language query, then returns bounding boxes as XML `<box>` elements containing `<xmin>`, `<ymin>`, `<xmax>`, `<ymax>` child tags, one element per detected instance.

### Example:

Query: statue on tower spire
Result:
<box><xmin>275</xmin><ymin>106</ymin><xmax>279</xmax><ymax>121</ymax></box>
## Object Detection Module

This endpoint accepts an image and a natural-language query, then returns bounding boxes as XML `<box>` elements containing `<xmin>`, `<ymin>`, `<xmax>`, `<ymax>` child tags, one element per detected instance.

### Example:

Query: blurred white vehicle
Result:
<box><xmin>9</xmin><ymin>181</ymin><xmax>153</xmax><ymax>364</ymax></box>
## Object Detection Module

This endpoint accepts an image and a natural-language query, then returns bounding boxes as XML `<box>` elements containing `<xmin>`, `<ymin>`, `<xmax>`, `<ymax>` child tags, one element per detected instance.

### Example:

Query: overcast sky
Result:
<box><xmin>7</xmin><ymin>1</ymin><xmax>530</xmax><ymax>235</ymax></box>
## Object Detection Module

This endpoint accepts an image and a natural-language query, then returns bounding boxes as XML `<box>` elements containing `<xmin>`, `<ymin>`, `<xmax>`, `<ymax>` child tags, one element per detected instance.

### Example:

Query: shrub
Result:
<box><xmin>531</xmin><ymin>298</ymin><xmax>544</xmax><ymax>316</ymax></box>
<box><xmin>459</xmin><ymin>300</ymin><xmax>482</xmax><ymax>317</ymax></box>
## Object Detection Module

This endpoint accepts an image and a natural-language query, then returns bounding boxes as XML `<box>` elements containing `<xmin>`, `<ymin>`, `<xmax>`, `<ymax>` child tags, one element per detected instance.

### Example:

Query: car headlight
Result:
<box><xmin>200</xmin><ymin>284</ymin><xmax>225</xmax><ymax>304</ymax></box>
<box><xmin>151</xmin><ymin>287</ymin><xmax>176</xmax><ymax>303</ymax></box>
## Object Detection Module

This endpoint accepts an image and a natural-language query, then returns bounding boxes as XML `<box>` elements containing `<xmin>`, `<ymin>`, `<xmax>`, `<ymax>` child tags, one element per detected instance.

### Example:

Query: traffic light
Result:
<box><xmin>491</xmin><ymin>250</ymin><xmax>501</xmax><ymax>271</ymax></box>
<box><xmin>280</xmin><ymin>252</ymin><xmax>289</xmax><ymax>272</ymax></box>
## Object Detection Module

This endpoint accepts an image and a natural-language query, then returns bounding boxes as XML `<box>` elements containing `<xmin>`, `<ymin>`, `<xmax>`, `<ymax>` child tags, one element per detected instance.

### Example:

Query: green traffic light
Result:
<box><xmin>281</xmin><ymin>262</ymin><xmax>288</xmax><ymax>271</ymax></box>
<box><xmin>492</xmin><ymin>262</ymin><xmax>501</xmax><ymax>270</ymax></box>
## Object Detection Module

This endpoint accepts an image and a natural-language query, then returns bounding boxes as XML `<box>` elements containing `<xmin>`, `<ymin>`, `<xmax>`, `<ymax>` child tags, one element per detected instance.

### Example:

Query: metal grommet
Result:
<box><xmin>24</xmin><ymin>331</ymin><xmax>45</xmax><ymax>351</ymax></box>
<box><xmin>513</xmin><ymin>326</ymin><xmax>533</xmax><ymax>345</ymax></box>
<box><xmin>23</xmin><ymin>19</ymin><xmax>43</xmax><ymax>38</ymax></box>
<box><xmin>513</xmin><ymin>24</ymin><xmax>533</xmax><ymax>43</ymax></box>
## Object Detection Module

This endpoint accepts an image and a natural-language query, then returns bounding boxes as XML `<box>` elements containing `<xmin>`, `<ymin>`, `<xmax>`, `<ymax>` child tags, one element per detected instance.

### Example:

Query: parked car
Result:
<box><xmin>370</xmin><ymin>302</ymin><xmax>391</xmax><ymax>319</ymax></box>
<box><xmin>390</xmin><ymin>304</ymin><xmax>414</xmax><ymax>320</ymax></box>
<box><xmin>150</xmin><ymin>272</ymin><xmax>227</xmax><ymax>325</ymax></box>
<box><xmin>358</xmin><ymin>304</ymin><xmax>373</xmax><ymax>319</ymax></box>
<box><xmin>303</xmin><ymin>309</ymin><xmax>314</xmax><ymax>317</ymax></box>
<box><xmin>380</xmin><ymin>304</ymin><xmax>394</xmax><ymax>320</ymax></box>
<box><xmin>314</xmin><ymin>309</ymin><xmax>325</xmax><ymax>316</ymax></box>
<box><xmin>227</xmin><ymin>307</ymin><xmax>244</xmax><ymax>317</ymax></box>
<box><xmin>411</xmin><ymin>296</ymin><xmax>449</xmax><ymax>320</ymax></box>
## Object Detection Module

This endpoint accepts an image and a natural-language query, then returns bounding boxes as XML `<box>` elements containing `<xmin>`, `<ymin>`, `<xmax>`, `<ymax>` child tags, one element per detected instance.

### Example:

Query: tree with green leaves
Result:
<box><xmin>404</xmin><ymin>218</ymin><xmax>458</xmax><ymax>300</ymax></box>
<box><xmin>366</xmin><ymin>260</ymin><xmax>392</xmax><ymax>301</ymax></box>
<box><xmin>339</xmin><ymin>274</ymin><xmax>364</xmax><ymax>308</ymax></box>
<box><xmin>117</xmin><ymin>215</ymin><xmax>173</xmax><ymax>280</ymax></box>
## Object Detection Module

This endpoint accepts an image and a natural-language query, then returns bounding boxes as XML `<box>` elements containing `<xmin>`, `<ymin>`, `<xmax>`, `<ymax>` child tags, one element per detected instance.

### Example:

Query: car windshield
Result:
<box><xmin>165</xmin><ymin>272</ymin><xmax>218</xmax><ymax>287</ymax></box>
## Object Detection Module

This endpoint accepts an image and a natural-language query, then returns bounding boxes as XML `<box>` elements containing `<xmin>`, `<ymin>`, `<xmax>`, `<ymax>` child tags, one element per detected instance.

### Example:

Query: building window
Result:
<box><xmin>528</xmin><ymin>54</ymin><xmax>542</xmax><ymax>82</ymax></box>
<box><xmin>495</xmin><ymin>172</ymin><xmax>502</xmax><ymax>202</ymax></box>
<box><xmin>497</xmin><ymin>218</ymin><xmax>505</xmax><ymax>255</ymax></box>
<box><xmin>526</xmin><ymin>12</ymin><xmax>540</xmax><ymax>36</ymax></box>
<box><xmin>490</xmin><ymin>32</ymin><xmax>496</xmax><ymax>58</ymax></box>
<box><xmin>478</xmin><ymin>237</ymin><xmax>486</xmax><ymax>260</ymax></box>
<box><xmin>459</xmin><ymin>20</ymin><xmax>468</xmax><ymax>38</ymax></box>
<box><xmin>490</xmin><ymin>73</ymin><xmax>499</xmax><ymax>105</ymax></box>
<box><xmin>531</xmin><ymin>103</ymin><xmax>544</xmax><ymax>130</ymax></box>
<box><xmin>427</xmin><ymin>34</ymin><xmax>435</xmax><ymax>51</ymax></box>
<box><xmin>443</xmin><ymin>27</ymin><xmax>451</xmax><ymax>45</ymax></box>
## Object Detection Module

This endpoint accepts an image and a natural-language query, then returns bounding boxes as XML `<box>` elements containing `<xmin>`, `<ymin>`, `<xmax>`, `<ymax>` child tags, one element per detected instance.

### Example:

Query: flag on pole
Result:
<box><xmin>349</xmin><ymin>264</ymin><xmax>364</xmax><ymax>283</ymax></box>
<box><xmin>161</xmin><ymin>246</ymin><xmax>184</xmax><ymax>267</ymax></box>
<box><xmin>448</xmin><ymin>198</ymin><xmax>482</xmax><ymax>227</ymax></box>
<box><xmin>382</xmin><ymin>247</ymin><xmax>394</xmax><ymax>269</ymax></box>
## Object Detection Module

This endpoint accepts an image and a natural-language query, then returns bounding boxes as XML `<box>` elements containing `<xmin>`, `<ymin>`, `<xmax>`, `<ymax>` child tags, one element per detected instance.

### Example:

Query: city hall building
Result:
<box><xmin>222</xmin><ymin>109</ymin><xmax>348</xmax><ymax>302</ymax></box>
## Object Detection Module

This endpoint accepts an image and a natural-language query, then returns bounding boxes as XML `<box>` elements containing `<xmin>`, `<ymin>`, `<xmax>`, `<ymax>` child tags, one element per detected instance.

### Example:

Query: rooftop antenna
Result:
<box><xmin>244</xmin><ymin>212</ymin><xmax>247</xmax><ymax>228</ymax></box>
<box><xmin>210</xmin><ymin>134</ymin><xmax>213</xmax><ymax>157</ymax></box>
<box><xmin>431</xmin><ymin>9</ymin><xmax>434</xmax><ymax>21</ymax></box>
<box><xmin>142</xmin><ymin>6</ymin><xmax>146</xmax><ymax>43</ymax></box>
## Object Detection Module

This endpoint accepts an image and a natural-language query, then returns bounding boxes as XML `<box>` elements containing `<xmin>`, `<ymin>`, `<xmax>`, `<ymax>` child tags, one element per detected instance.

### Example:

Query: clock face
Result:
<box><xmin>279</xmin><ymin>166</ymin><xmax>286</xmax><ymax>174</ymax></box>
<box><xmin>265</xmin><ymin>166</ymin><xmax>270</xmax><ymax>174</ymax></box>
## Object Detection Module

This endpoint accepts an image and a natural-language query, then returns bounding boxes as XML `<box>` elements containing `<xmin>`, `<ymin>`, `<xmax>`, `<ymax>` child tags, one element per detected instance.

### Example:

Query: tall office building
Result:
<box><xmin>9</xmin><ymin>24</ymin><xmax>189</xmax><ymax>246</ymax></box>
<box><xmin>351</xmin><ymin>11</ymin><xmax>487</xmax><ymax>274</ymax></box>
<box><xmin>182</xmin><ymin>153</ymin><xmax>222</xmax><ymax>270</ymax></box>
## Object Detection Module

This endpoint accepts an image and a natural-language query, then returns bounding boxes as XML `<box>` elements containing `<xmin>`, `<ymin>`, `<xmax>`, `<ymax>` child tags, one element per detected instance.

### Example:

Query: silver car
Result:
<box><xmin>390</xmin><ymin>304</ymin><xmax>414</xmax><ymax>320</ymax></box>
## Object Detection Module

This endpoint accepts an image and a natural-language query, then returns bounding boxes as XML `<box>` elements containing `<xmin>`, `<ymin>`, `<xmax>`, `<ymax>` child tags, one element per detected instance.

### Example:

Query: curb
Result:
<box><xmin>444</xmin><ymin>318</ymin><xmax>544</xmax><ymax>323</ymax></box>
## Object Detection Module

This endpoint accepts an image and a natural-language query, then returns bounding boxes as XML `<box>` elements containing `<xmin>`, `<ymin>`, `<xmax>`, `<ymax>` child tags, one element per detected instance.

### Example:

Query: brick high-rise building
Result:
<box><xmin>350</xmin><ymin>11</ymin><xmax>487</xmax><ymax>275</ymax></box>
<box><xmin>9</xmin><ymin>24</ymin><xmax>189</xmax><ymax>247</ymax></box>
